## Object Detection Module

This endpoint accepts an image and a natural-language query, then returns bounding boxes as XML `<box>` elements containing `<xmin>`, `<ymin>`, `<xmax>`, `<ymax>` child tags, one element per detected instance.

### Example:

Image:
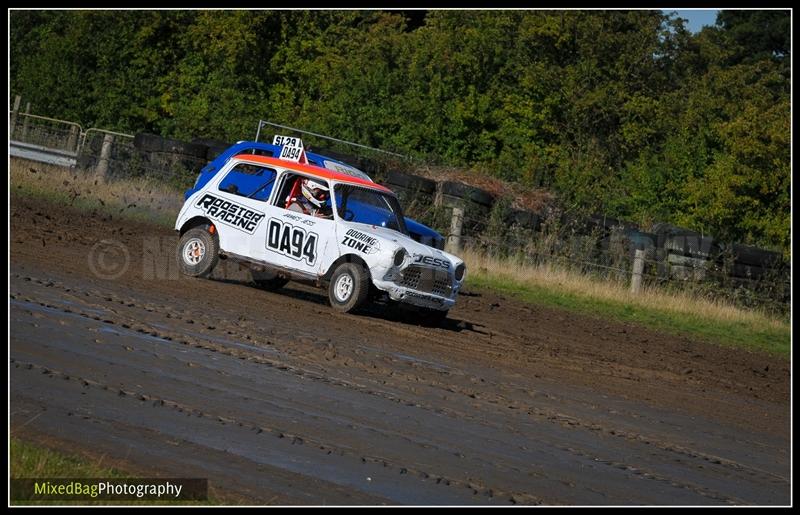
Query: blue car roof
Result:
<box><xmin>184</xmin><ymin>141</ymin><xmax>444</xmax><ymax>244</ymax></box>
<box><xmin>187</xmin><ymin>141</ymin><xmax>364</xmax><ymax>196</ymax></box>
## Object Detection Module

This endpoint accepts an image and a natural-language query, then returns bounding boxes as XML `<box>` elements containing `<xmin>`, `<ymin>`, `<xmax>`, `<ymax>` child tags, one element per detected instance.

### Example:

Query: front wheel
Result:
<box><xmin>177</xmin><ymin>226</ymin><xmax>219</xmax><ymax>278</ymax></box>
<box><xmin>328</xmin><ymin>262</ymin><xmax>370</xmax><ymax>313</ymax></box>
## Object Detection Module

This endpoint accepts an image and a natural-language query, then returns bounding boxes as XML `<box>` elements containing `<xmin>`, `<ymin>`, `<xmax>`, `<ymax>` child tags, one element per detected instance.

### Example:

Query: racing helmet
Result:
<box><xmin>301</xmin><ymin>178</ymin><xmax>329</xmax><ymax>208</ymax></box>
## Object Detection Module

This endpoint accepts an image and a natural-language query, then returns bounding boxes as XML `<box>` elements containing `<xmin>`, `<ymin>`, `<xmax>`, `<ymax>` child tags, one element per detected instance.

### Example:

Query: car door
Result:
<box><xmin>262</xmin><ymin>172</ymin><xmax>337</xmax><ymax>277</ymax></box>
<box><xmin>200</xmin><ymin>161</ymin><xmax>277</xmax><ymax>261</ymax></box>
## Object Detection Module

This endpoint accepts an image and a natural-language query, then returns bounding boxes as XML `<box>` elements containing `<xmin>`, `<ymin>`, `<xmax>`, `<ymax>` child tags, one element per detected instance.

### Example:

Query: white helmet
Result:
<box><xmin>301</xmin><ymin>178</ymin><xmax>329</xmax><ymax>208</ymax></box>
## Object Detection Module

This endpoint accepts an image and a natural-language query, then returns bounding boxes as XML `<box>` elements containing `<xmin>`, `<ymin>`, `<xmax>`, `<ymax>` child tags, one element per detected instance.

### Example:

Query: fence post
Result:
<box><xmin>10</xmin><ymin>95</ymin><xmax>21</xmax><ymax>138</ymax></box>
<box><xmin>67</xmin><ymin>125</ymin><xmax>79</xmax><ymax>153</ymax></box>
<box><xmin>21</xmin><ymin>102</ymin><xmax>31</xmax><ymax>140</ymax></box>
<box><xmin>445</xmin><ymin>206</ymin><xmax>464</xmax><ymax>255</ymax></box>
<box><xmin>630</xmin><ymin>249</ymin><xmax>645</xmax><ymax>294</ymax></box>
<box><xmin>95</xmin><ymin>133</ymin><xmax>114</xmax><ymax>182</ymax></box>
<box><xmin>433</xmin><ymin>182</ymin><xmax>444</xmax><ymax>208</ymax></box>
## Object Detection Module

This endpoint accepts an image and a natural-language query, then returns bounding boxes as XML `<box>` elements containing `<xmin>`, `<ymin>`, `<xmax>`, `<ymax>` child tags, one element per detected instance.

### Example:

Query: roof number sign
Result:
<box><xmin>273</xmin><ymin>135</ymin><xmax>303</xmax><ymax>148</ymax></box>
<box><xmin>273</xmin><ymin>135</ymin><xmax>306</xmax><ymax>163</ymax></box>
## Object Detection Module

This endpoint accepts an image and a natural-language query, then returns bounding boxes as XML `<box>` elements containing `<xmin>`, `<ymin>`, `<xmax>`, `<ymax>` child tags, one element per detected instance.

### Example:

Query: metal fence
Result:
<box><xmin>10</xmin><ymin>112</ymin><xmax>206</xmax><ymax>188</ymax></box>
<box><xmin>9</xmin><ymin>111</ymin><xmax>82</xmax><ymax>152</ymax></box>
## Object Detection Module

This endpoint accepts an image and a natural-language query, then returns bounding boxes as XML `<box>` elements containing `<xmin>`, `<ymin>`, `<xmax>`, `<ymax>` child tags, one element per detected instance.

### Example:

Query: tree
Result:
<box><xmin>9</xmin><ymin>10</ymin><xmax>790</xmax><ymax>254</ymax></box>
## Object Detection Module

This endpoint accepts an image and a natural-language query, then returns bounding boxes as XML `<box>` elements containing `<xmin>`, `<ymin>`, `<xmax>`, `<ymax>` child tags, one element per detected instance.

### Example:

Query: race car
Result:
<box><xmin>185</xmin><ymin>140</ymin><xmax>446</xmax><ymax>250</ymax></box>
<box><xmin>174</xmin><ymin>137</ymin><xmax>466</xmax><ymax>319</ymax></box>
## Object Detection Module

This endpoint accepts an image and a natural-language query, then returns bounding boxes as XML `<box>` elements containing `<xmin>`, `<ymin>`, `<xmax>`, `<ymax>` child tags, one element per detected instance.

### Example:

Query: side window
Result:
<box><xmin>273</xmin><ymin>173</ymin><xmax>333</xmax><ymax>219</ymax></box>
<box><xmin>274</xmin><ymin>173</ymin><xmax>303</xmax><ymax>209</ymax></box>
<box><xmin>218</xmin><ymin>164</ymin><xmax>277</xmax><ymax>202</ymax></box>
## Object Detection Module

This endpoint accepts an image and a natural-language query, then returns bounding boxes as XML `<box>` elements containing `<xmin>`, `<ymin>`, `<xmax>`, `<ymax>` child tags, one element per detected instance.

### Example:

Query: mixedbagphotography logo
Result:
<box><xmin>11</xmin><ymin>478</ymin><xmax>208</xmax><ymax>502</ymax></box>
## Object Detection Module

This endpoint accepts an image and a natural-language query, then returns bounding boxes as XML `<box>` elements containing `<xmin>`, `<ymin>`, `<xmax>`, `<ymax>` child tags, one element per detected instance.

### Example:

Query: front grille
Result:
<box><xmin>399</xmin><ymin>266</ymin><xmax>452</xmax><ymax>297</ymax></box>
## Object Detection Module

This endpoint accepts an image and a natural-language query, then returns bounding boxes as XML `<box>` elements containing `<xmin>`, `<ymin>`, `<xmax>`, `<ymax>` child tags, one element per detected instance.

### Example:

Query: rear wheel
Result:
<box><xmin>177</xmin><ymin>226</ymin><xmax>219</xmax><ymax>278</ymax></box>
<box><xmin>328</xmin><ymin>262</ymin><xmax>370</xmax><ymax>313</ymax></box>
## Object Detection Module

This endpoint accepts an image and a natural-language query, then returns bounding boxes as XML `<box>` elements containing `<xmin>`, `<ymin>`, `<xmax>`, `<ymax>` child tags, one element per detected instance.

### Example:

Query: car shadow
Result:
<box><xmin>210</xmin><ymin>277</ymin><xmax>486</xmax><ymax>334</ymax></box>
<box><xmin>357</xmin><ymin>303</ymin><xmax>490</xmax><ymax>334</ymax></box>
<box><xmin>211</xmin><ymin>277</ymin><xmax>331</xmax><ymax>307</ymax></box>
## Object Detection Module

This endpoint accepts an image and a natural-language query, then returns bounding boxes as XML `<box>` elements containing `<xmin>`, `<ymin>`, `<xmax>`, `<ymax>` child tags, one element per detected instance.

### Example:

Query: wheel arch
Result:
<box><xmin>323</xmin><ymin>253</ymin><xmax>371</xmax><ymax>283</ymax></box>
<box><xmin>178</xmin><ymin>216</ymin><xmax>215</xmax><ymax>237</ymax></box>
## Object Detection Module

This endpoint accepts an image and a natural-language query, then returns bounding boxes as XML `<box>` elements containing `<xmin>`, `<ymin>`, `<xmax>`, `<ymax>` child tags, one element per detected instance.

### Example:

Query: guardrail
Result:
<box><xmin>9</xmin><ymin>140</ymin><xmax>78</xmax><ymax>167</ymax></box>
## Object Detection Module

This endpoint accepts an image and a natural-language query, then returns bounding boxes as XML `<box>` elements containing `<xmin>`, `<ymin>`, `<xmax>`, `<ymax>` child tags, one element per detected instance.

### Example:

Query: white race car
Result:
<box><xmin>174</xmin><ymin>138</ymin><xmax>465</xmax><ymax>320</ymax></box>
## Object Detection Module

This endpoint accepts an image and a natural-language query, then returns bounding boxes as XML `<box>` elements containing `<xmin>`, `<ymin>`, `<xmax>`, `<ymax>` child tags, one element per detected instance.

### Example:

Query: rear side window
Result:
<box><xmin>218</xmin><ymin>164</ymin><xmax>277</xmax><ymax>202</ymax></box>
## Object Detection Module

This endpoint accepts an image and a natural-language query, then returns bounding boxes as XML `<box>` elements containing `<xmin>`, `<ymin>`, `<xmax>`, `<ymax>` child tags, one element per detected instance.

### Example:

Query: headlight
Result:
<box><xmin>454</xmin><ymin>263</ymin><xmax>466</xmax><ymax>281</ymax></box>
<box><xmin>393</xmin><ymin>247</ymin><xmax>407</xmax><ymax>267</ymax></box>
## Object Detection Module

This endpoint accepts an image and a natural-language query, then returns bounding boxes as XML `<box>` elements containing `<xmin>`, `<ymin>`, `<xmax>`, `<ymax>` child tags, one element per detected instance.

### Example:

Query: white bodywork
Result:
<box><xmin>175</xmin><ymin>155</ymin><xmax>465</xmax><ymax>311</ymax></box>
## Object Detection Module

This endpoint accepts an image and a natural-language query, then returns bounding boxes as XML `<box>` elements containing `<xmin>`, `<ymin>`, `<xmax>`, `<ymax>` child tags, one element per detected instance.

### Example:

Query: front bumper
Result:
<box><xmin>372</xmin><ymin>265</ymin><xmax>461</xmax><ymax>311</ymax></box>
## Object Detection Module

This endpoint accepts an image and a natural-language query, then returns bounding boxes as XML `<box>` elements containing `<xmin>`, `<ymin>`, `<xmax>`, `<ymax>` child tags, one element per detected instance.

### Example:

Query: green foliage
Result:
<box><xmin>716</xmin><ymin>10</ymin><xmax>791</xmax><ymax>65</ymax></box>
<box><xmin>9</xmin><ymin>9</ymin><xmax>790</xmax><ymax>255</ymax></box>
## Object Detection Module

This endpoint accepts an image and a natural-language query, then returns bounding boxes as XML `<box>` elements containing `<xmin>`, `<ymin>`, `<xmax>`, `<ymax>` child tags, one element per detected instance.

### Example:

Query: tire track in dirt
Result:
<box><xmin>11</xmin><ymin>358</ymin><xmax>545</xmax><ymax>505</ymax></box>
<box><xmin>12</xmin><ymin>272</ymin><xmax>788</xmax><ymax>468</ymax></box>
<box><xmin>10</xmin><ymin>194</ymin><xmax>790</xmax><ymax>504</ymax></box>
<box><xmin>11</xmin><ymin>274</ymin><xmax>788</xmax><ymax>503</ymax></box>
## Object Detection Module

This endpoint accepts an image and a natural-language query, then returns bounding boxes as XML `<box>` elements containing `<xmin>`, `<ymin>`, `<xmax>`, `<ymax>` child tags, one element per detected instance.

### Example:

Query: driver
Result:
<box><xmin>287</xmin><ymin>178</ymin><xmax>332</xmax><ymax>219</ymax></box>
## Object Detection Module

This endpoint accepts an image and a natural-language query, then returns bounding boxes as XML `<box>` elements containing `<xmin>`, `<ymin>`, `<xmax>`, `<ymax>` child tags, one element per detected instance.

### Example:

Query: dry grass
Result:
<box><xmin>10</xmin><ymin>158</ymin><xmax>183</xmax><ymax>225</ymax></box>
<box><xmin>462</xmin><ymin>247</ymin><xmax>788</xmax><ymax>334</ymax></box>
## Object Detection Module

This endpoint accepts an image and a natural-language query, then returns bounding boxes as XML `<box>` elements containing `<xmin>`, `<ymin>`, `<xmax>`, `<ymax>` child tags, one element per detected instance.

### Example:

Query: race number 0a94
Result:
<box><xmin>280</xmin><ymin>145</ymin><xmax>304</xmax><ymax>162</ymax></box>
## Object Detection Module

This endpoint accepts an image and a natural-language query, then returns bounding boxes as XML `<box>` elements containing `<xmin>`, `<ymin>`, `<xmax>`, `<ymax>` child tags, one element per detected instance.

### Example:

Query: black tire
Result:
<box><xmin>385</xmin><ymin>171</ymin><xmax>437</xmax><ymax>194</ymax></box>
<box><xmin>664</xmin><ymin>234</ymin><xmax>717</xmax><ymax>259</ymax></box>
<box><xmin>205</xmin><ymin>145</ymin><xmax>230</xmax><ymax>162</ymax></box>
<box><xmin>191</xmin><ymin>138</ymin><xmax>232</xmax><ymax>162</ymax></box>
<box><xmin>731</xmin><ymin>243</ymin><xmax>781</xmax><ymax>268</ymax></box>
<box><xmin>133</xmin><ymin>133</ymin><xmax>164</xmax><ymax>153</ymax></box>
<box><xmin>251</xmin><ymin>270</ymin><xmax>289</xmax><ymax>291</ymax></box>
<box><xmin>667</xmin><ymin>253</ymin><xmax>708</xmax><ymax>267</ymax></box>
<box><xmin>651</xmin><ymin>222</ymin><xmax>698</xmax><ymax>236</ymax></box>
<box><xmin>505</xmin><ymin>209</ymin><xmax>541</xmax><ymax>230</ymax></box>
<box><xmin>177</xmin><ymin>227</ymin><xmax>219</xmax><ymax>278</ymax></box>
<box><xmin>440</xmin><ymin>181</ymin><xmax>495</xmax><ymax>207</ymax></box>
<box><xmin>328</xmin><ymin>262</ymin><xmax>370</xmax><ymax>313</ymax></box>
<box><xmin>731</xmin><ymin>263</ymin><xmax>766</xmax><ymax>280</ymax></box>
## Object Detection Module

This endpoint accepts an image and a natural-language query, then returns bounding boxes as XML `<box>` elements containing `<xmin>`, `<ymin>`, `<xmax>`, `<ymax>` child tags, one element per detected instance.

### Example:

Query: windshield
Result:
<box><xmin>334</xmin><ymin>184</ymin><xmax>408</xmax><ymax>235</ymax></box>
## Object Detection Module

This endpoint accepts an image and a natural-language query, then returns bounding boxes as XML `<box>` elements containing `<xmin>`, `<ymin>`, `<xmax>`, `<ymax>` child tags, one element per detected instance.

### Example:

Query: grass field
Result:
<box><xmin>9</xmin><ymin>437</ymin><xmax>222</xmax><ymax>505</ymax></box>
<box><xmin>465</xmin><ymin>253</ymin><xmax>790</xmax><ymax>358</ymax></box>
<box><xmin>11</xmin><ymin>158</ymin><xmax>790</xmax><ymax>358</ymax></box>
<box><xmin>10</xmin><ymin>158</ymin><xmax>181</xmax><ymax>227</ymax></box>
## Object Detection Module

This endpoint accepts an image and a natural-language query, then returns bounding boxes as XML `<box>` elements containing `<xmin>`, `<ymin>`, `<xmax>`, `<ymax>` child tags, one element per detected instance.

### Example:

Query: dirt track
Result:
<box><xmin>10</xmin><ymin>195</ymin><xmax>790</xmax><ymax>505</ymax></box>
